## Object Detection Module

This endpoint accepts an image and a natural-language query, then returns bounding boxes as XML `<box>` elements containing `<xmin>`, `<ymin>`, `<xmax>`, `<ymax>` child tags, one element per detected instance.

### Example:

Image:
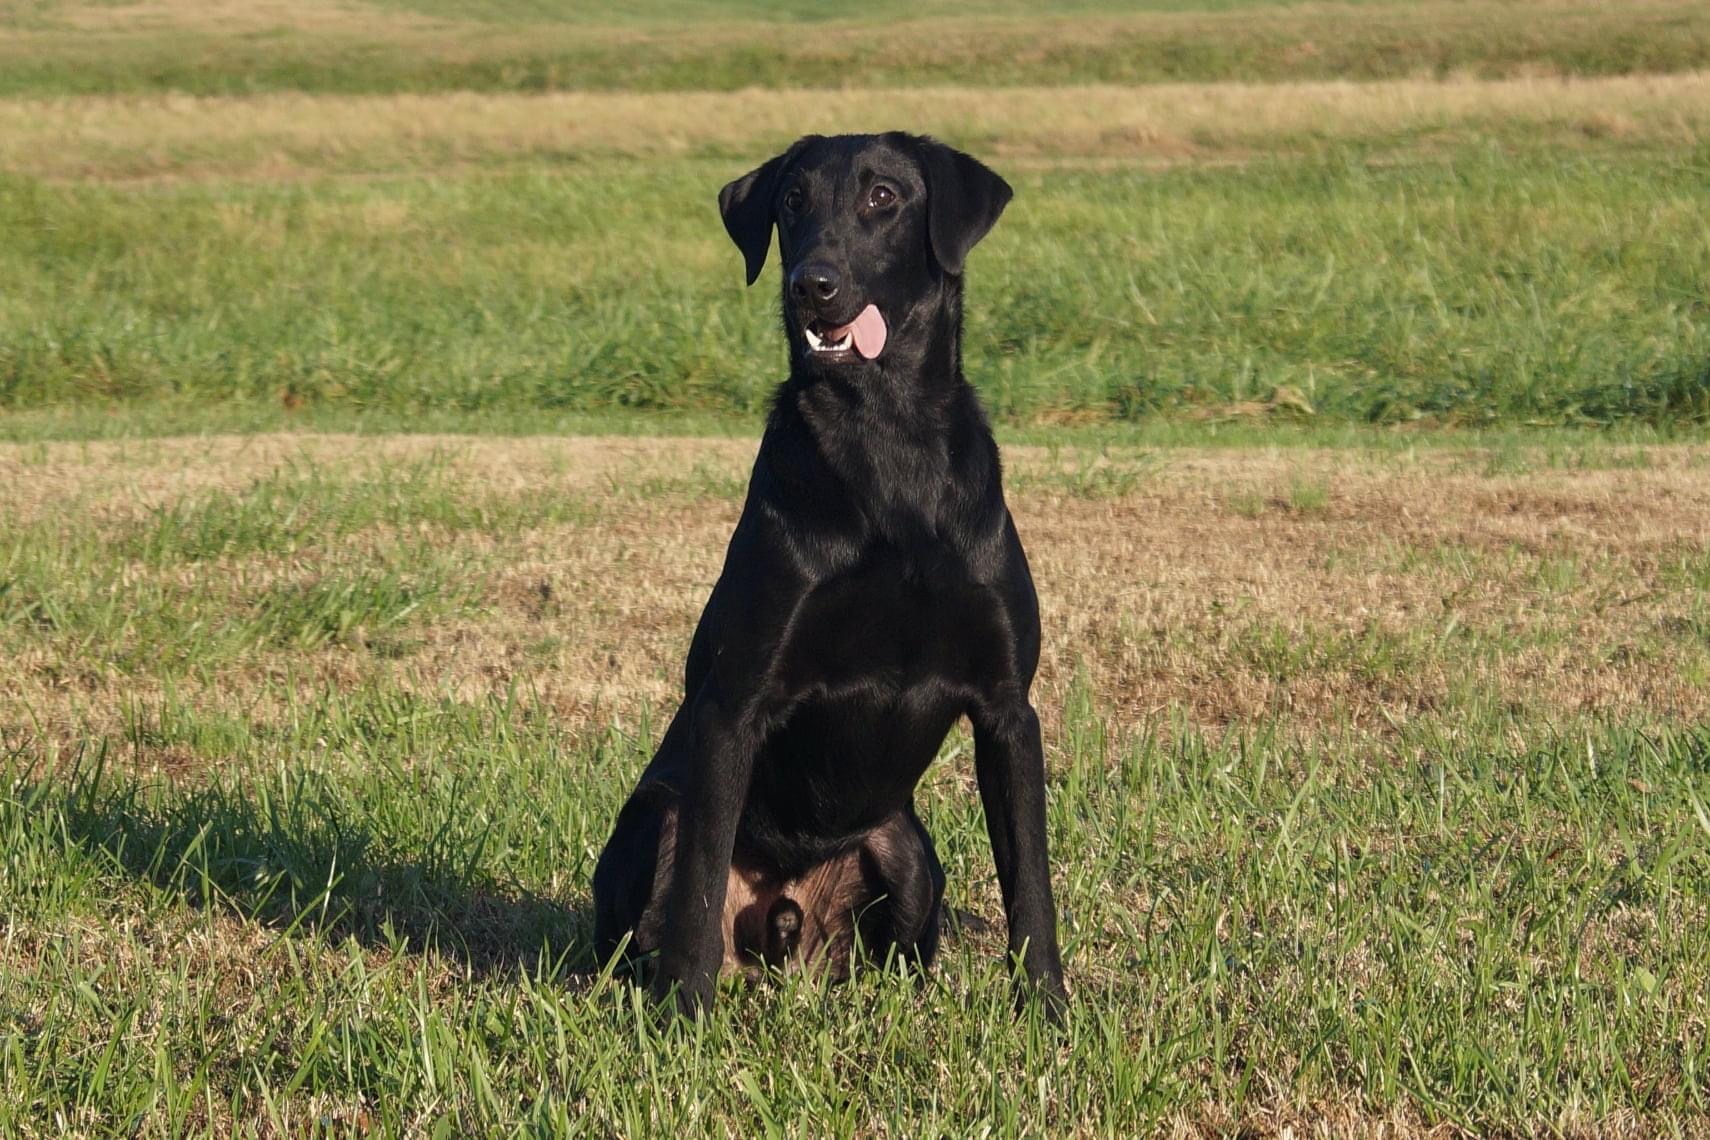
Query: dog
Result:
<box><xmin>592</xmin><ymin>132</ymin><xmax>1066</xmax><ymax>1017</ymax></box>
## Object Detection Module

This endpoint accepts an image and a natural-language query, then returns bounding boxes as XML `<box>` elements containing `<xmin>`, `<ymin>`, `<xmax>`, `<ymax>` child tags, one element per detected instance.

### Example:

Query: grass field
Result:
<box><xmin>3</xmin><ymin>2</ymin><xmax>1709</xmax><ymax>428</ymax></box>
<box><xmin>5</xmin><ymin>1</ymin><xmax>1710</xmax><ymax>97</ymax></box>
<box><xmin>8</xmin><ymin>139</ymin><xmax>1708</xmax><ymax>426</ymax></box>
<box><xmin>5</xmin><ymin>0</ymin><xmax>1710</xmax><ymax>1135</ymax></box>
<box><xmin>6</xmin><ymin>434</ymin><xmax>1710</xmax><ymax>1136</ymax></box>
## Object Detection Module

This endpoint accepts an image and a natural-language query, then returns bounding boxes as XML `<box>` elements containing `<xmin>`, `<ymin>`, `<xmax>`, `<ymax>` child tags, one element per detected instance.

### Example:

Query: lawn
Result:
<box><xmin>3</xmin><ymin>0</ymin><xmax>1710</xmax><ymax>1135</ymax></box>
<box><xmin>5</xmin><ymin>1</ymin><xmax>1709</xmax><ymax>97</ymax></box>
<box><xmin>3</xmin><ymin>6</ymin><xmax>1709</xmax><ymax>428</ymax></box>
<box><xmin>5</xmin><ymin>435</ymin><xmax>1710</xmax><ymax>1136</ymax></box>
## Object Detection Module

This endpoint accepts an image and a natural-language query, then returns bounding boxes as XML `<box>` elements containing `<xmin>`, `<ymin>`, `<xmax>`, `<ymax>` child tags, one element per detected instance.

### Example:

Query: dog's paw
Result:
<box><xmin>648</xmin><ymin>968</ymin><xmax>716</xmax><ymax>1022</ymax></box>
<box><xmin>1010</xmin><ymin>964</ymin><xmax>1069</xmax><ymax>1027</ymax></box>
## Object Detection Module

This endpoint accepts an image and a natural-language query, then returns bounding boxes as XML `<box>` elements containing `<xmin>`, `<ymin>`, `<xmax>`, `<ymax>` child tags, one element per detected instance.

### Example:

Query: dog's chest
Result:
<box><xmin>782</xmin><ymin>539</ymin><xmax>1009</xmax><ymax>691</ymax></box>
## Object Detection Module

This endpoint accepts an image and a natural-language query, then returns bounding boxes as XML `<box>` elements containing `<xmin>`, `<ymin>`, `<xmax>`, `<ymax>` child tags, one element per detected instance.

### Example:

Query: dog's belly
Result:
<box><xmin>743</xmin><ymin>686</ymin><xmax>960</xmax><ymax>857</ymax></box>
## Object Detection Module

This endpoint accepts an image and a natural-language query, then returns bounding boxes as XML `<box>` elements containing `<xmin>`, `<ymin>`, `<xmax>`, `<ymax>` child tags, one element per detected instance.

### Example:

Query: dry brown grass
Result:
<box><xmin>6</xmin><ymin>434</ymin><xmax>1709</xmax><ymax>765</ymax></box>
<box><xmin>4</xmin><ymin>70</ymin><xmax>1707</xmax><ymax>182</ymax></box>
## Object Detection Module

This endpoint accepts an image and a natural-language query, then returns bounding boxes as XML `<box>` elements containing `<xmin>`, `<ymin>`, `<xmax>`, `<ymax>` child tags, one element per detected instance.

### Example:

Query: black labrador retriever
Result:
<box><xmin>592</xmin><ymin>132</ymin><xmax>1066</xmax><ymax>1017</ymax></box>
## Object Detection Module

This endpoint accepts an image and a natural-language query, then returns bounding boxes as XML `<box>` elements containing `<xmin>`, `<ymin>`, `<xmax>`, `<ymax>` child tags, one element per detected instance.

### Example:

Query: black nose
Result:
<box><xmin>789</xmin><ymin>262</ymin><xmax>841</xmax><ymax>307</ymax></box>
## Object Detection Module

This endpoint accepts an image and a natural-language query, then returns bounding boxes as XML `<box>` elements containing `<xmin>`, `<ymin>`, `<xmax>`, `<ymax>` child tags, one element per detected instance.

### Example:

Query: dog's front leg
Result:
<box><xmin>649</xmin><ymin>692</ymin><xmax>758</xmax><ymax>1016</ymax></box>
<box><xmin>970</xmin><ymin>690</ymin><xmax>1068</xmax><ymax>1017</ymax></box>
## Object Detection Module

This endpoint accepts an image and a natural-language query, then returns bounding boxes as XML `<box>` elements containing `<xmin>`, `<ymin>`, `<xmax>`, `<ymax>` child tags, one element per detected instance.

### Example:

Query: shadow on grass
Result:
<box><xmin>11</xmin><ymin>743</ymin><xmax>599</xmax><ymax>984</ymax></box>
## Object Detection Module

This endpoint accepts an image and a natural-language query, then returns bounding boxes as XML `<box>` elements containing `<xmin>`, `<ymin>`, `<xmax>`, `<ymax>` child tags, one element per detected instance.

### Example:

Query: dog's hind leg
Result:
<box><xmin>787</xmin><ymin>806</ymin><xmax>945</xmax><ymax>978</ymax></box>
<box><xmin>855</xmin><ymin>805</ymin><xmax>947</xmax><ymax>973</ymax></box>
<box><xmin>595</xmin><ymin>788</ymin><xmax>946</xmax><ymax>984</ymax></box>
<box><xmin>593</xmin><ymin>787</ymin><xmax>787</xmax><ymax>981</ymax></box>
<box><xmin>591</xmin><ymin>786</ymin><xmax>678</xmax><ymax>971</ymax></box>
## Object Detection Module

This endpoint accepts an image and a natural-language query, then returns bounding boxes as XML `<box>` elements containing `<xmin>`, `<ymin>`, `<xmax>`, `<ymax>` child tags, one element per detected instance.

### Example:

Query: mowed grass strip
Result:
<box><xmin>8</xmin><ymin>434</ymin><xmax>1710</xmax><ymax>744</ymax></box>
<box><xmin>7</xmin><ymin>73</ymin><xmax>1709</xmax><ymax>183</ymax></box>
<box><xmin>3</xmin><ymin>0</ymin><xmax>1708</xmax><ymax>96</ymax></box>
<box><xmin>10</xmin><ymin>434</ymin><xmax>1710</xmax><ymax>742</ymax></box>
<box><xmin>4</xmin><ymin>144</ymin><xmax>1707</xmax><ymax>426</ymax></box>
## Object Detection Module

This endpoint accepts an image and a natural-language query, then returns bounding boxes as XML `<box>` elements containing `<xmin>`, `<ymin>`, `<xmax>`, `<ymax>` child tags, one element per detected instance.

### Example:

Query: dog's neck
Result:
<box><xmin>769</xmin><ymin>276</ymin><xmax>1001</xmax><ymax>540</ymax></box>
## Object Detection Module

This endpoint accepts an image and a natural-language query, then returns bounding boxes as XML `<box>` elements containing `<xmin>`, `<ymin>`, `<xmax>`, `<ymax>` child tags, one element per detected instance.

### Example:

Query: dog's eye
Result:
<box><xmin>782</xmin><ymin>188</ymin><xmax>804</xmax><ymax>213</ymax></box>
<box><xmin>868</xmin><ymin>184</ymin><xmax>897</xmax><ymax>209</ymax></box>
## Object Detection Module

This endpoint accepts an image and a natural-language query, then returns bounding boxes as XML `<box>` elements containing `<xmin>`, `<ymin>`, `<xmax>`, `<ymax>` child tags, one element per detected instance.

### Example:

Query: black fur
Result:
<box><xmin>592</xmin><ymin>133</ymin><xmax>1067</xmax><ymax>1017</ymax></box>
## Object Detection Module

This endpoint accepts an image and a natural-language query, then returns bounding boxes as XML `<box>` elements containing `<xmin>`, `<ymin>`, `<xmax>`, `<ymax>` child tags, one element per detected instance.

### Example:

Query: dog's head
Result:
<box><xmin>718</xmin><ymin>133</ymin><xmax>1012</xmax><ymax>368</ymax></box>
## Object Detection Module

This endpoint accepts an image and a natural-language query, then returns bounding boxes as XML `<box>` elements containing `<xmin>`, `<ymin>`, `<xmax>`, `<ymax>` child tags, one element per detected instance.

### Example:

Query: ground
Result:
<box><xmin>3</xmin><ymin>0</ymin><xmax>1710</xmax><ymax>1134</ymax></box>
<box><xmin>5</xmin><ymin>433</ymin><xmax>1709</xmax><ymax>1136</ymax></box>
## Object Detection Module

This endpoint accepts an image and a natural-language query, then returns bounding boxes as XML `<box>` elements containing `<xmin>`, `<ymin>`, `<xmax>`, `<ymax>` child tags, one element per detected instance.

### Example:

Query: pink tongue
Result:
<box><xmin>826</xmin><ymin>304</ymin><xmax>887</xmax><ymax>359</ymax></box>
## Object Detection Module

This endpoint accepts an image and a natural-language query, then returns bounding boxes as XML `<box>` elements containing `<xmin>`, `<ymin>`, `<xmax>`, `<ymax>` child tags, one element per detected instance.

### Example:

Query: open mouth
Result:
<box><xmin>801</xmin><ymin>304</ymin><xmax>887</xmax><ymax>361</ymax></box>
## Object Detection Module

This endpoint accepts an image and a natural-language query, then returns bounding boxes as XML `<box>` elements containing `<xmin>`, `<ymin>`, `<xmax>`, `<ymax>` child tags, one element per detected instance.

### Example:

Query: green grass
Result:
<box><xmin>368</xmin><ymin>0</ymin><xmax>1424</xmax><ymax>23</ymax></box>
<box><xmin>3</xmin><ymin>0</ymin><xmax>1707</xmax><ymax>432</ymax></box>
<box><xmin>0</xmin><ymin>469</ymin><xmax>500</xmax><ymax>673</ymax></box>
<box><xmin>1</xmin><ymin>539</ymin><xmax>474</xmax><ymax>671</ymax></box>
<box><xmin>7</xmin><ymin>0</ymin><xmax>1710</xmax><ymax>1131</ymax></box>
<box><xmin>113</xmin><ymin>457</ymin><xmax>596</xmax><ymax>565</ymax></box>
<box><xmin>5</xmin><ymin>148</ymin><xmax>1708</xmax><ymax>428</ymax></box>
<box><xmin>4</xmin><ymin>1</ymin><xmax>1707</xmax><ymax>97</ymax></box>
<box><xmin>5</xmin><ymin>693</ymin><xmax>1709</xmax><ymax>1134</ymax></box>
<box><xmin>7</xmin><ymin>399</ymin><xmax>1710</xmax><ymax>450</ymax></box>
<box><xmin>6</xmin><ymin>434</ymin><xmax>1710</xmax><ymax>1133</ymax></box>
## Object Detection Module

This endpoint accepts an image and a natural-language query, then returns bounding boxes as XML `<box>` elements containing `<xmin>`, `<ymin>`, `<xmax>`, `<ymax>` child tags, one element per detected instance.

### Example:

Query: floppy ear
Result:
<box><xmin>917</xmin><ymin>137</ymin><xmax>1013</xmax><ymax>276</ymax></box>
<box><xmin>717</xmin><ymin>137</ymin><xmax>817</xmax><ymax>287</ymax></box>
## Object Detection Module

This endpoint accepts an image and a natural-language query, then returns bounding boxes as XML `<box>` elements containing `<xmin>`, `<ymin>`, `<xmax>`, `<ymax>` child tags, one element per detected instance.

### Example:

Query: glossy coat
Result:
<box><xmin>592</xmin><ymin>133</ymin><xmax>1067</xmax><ymax>1017</ymax></box>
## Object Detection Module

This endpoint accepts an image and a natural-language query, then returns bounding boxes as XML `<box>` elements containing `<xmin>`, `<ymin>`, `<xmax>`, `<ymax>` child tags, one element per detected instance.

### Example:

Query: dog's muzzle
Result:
<box><xmin>802</xmin><ymin>304</ymin><xmax>888</xmax><ymax>360</ymax></box>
